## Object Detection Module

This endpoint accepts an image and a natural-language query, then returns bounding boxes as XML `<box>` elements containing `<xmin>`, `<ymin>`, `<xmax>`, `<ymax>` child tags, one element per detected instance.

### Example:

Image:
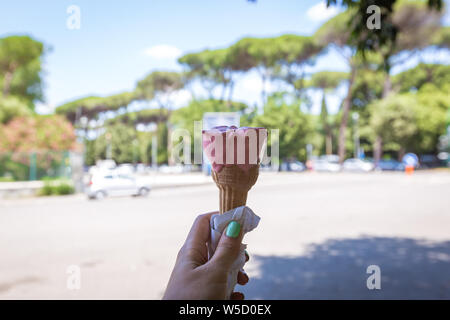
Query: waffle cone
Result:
<box><xmin>212</xmin><ymin>165</ymin><xmax>259</xmax><ymax>213</ymax></box>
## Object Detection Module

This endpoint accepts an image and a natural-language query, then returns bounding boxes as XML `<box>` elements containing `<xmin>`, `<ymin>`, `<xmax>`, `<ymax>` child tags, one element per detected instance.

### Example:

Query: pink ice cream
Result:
<box><xmin>202</xmin><ymin>126</ymin><xmax>267</xmax><ymax>173</ymax></box>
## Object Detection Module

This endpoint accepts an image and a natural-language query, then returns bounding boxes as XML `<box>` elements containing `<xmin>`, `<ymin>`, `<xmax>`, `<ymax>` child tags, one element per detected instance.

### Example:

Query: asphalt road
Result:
<box><xmin>1</xmin><ymin>171</ymin><xmax>449</xmax><ymax>299</ymax></box>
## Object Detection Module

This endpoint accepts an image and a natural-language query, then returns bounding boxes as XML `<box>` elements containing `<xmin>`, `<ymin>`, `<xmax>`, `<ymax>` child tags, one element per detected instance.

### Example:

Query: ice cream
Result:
<box><xmin>202</xmin><ymin>126</ymin><xmax>267</xmax><ymax>213</ymax></box>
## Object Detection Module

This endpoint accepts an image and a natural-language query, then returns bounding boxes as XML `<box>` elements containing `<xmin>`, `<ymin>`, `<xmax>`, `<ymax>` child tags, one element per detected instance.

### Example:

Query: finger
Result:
<box><xmin>184</xmin><ymin>211</ymin><xmax>217</xmax><ymax>248</ymax></box>
<box><xmin>180</xmin><ymin>212</ymin><xmax>217</xmax><ymax>263</ymax></box>
<box><xmin>209</xmin><ymin>220</ymin><xmax>244</xmax><ymax>271</ymax></box>
<box><xmin>237</xmin><ymin>271</ymin><xmax>249</xmax><ymax>285</ymax></box>
<box><xmin>230</xmin><ymin>292</ymin><xmax>245</xmax><ymax>300</ymax></box>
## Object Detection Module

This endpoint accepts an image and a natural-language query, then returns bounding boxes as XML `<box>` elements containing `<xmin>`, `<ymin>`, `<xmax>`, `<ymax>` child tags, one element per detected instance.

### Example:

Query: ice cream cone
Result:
<box><xmin>203</xmin><ymin>126</ymin><xmax>267</xmax><ymax>214</ymax></box>
<box><xmin>212</xmin><ymin>164</ymin><xmax>259</xmax><ymax>213</ymax></box>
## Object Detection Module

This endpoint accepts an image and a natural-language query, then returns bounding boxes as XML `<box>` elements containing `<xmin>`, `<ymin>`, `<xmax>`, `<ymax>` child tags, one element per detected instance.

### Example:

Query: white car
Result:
<box><xmin>313</xmin><ymin>159</ymin><xmax>341</xmax><ymax>172</ymax></box>
<box><xmin>86</xmin><ymin>172</ymin><xmax>151</xmax><ymax>199</ymax></box>
<box><xmin>342</xmin><ymin>158</ymin><xmax>374</xmax><ymax>172</ymax></box>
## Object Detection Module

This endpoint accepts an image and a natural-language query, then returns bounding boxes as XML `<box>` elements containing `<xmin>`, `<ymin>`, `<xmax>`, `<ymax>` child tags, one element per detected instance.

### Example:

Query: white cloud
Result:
<box><xmin>143</xmin><ymin>44</ymin><xmax>182</xmax><ymax>59</ymax></box>
<box><xmin>306</xmin><ymin>1</ymin><xmax>339</xmax><ymax>22</ymax></box>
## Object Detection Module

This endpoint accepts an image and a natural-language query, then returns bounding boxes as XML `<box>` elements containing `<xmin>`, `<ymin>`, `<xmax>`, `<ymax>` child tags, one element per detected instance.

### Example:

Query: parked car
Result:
<box><xmin>375</xmin><ymin>159</ymin><xmax>405</xmax><ymax>171</ymax></box>
<box><xmin>117</xmin><ymin>163</ymin><xmax>135</xmax><ymax>175</ymax></box>
<box><xmin>342</xmin><ymin>158</ymin><xmax>374</xmax><ymax>172</ymax></box>
<box><xmin>419</xmin><ymin>154</ymin><xmax>441</xmax><ymax>169</ymax></box>
<box><xmin>313</xmin><ymin>159</ymin><xmax>341</xmax><ymax>172</ymax></box>
<box><xmin>319</xmin><ymin>154</ymin><xmax>340</xmax><ymax>163</ymax></box>
<box><xmin>86</xmin><ymin>172</ymin><xmax>151</xmax><ymax>199</ymax></box>
<box><xmin>280</xmin><ymin>160</ymin><xmax>306</xmax><ymax>172</ymax></box>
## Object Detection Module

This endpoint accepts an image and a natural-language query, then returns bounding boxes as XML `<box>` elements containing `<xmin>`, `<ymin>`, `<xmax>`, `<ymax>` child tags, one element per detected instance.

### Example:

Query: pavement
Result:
<box><xmin>0</xmin><ymin>172</ymin><xmax>212</xmax><ymax>199</ymax></box>
<box><xmin>0</xmin><ymin>171</ymin><xmax>449</xmax><ymax>299</ymax></box>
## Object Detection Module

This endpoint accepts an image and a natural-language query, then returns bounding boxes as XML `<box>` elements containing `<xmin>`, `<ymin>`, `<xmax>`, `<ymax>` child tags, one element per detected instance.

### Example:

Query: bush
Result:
<box><xmin>55</xmin><ymin>183</ymin><xmax>75</xmax><ymax>195</ymax></box>
<box><xmin>39</xmin><ymin>179</ymin><xmax>75</xmax><ymax>196</ymax></box>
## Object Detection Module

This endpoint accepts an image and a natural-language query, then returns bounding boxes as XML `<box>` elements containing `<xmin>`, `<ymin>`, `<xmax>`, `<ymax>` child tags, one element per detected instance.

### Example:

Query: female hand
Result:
<box><xmin>163</xmin><ymin>212</ymin><xmax>250</xmax><ymax>300</ymax></box>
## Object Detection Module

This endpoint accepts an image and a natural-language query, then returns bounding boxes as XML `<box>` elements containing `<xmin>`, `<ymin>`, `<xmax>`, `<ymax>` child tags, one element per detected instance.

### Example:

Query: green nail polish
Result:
<box><xmin>226</xmin><ymin>221</ymin><xmax>241</xmax><ymax>238</ymax></box>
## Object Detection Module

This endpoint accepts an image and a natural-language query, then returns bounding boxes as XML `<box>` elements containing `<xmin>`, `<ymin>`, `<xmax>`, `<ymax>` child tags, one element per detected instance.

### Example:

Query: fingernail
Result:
<box><xmin>226</xmin><ymin>221</ymin><xmax>241</xmax><ymax>238</ymax></box>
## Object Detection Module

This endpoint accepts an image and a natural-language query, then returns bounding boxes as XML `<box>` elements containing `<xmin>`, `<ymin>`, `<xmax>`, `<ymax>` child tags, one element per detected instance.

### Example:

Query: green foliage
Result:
<box><xmin>55</xmin><ymin>91</ymin><xmax>138</xmax><ymax>122</ymax></box>
<box><xmin>351</xmin><ymin>67</ymin><xmax>384</xmax><ymax>110</ymax></box>
<box><xmin>367</xmin><ymin>88</ymin><xmax>448</xmax><ymax>156</ymax></box>
<box><xmin>315</xmin><ymin>10</ymin><xmax>355</xmax><ymax>48</ymax></box>
<box><xmin>0</xmin><ymin>35</ymin><xmax>45</xmax><ymax>105</ymax></box>
<box><xmin>369</xmin><ymin>94</ymin><xmax>418</xmax><ymax>153</ymax></box>
<box><xmin>0</xmin><ymin>95</ymin><xmax>32</xmax><ymax>124</ymax></box>
<box><xmin>306</xmin><ymin>71</ymin><xmax>348</xmax><ymax>90</ymax></box>
<box><xmin>230</xmin><ymin>35</ymin><xmax>323</xmax><ymax>74</ymax></box>
<box><xmin>432</xmin><ymin>25</ymin><xmax>450</xmax><ymax>48</ymax></box>
<box><xmin>108</xmin><ymin>108</ymin><xmax>168</xmax><ymax>125</ymax></box>
<box><xmin>325</xmin><ymin>0</ymin><xmax>443</xmax><ymax>58</ymax></box>
<box><xmin>94</xmin><ymin>123</ymin><xmax>139</xmax><ymax>164</ymax></box>
<box><xmin>393</xmin><ymin>63</ymin><xmax>450</xmax><ymax>93</ymax></box>
<box><xmin>39</xmin><ymin>178</ymin><xmax>75</xmax><ymax>196</ymax></box>
<box><xmin>179</xmin><ymin>49</ymin><xmax>231</xmax><ymax>92</ymax></box>
<box><xmin>414</xmin><ymin>84</ymin><xmax>450</xmax><ymax>153</ymax></box>
<box><xmin>136</xmin><ymin>71</ymin><xmax>183</xmax><ymax>104</ymax></box>
<box><xmin>250</xmin><ymin>94</ymin><xmax>313</xmax><ymax>161</ymax></box>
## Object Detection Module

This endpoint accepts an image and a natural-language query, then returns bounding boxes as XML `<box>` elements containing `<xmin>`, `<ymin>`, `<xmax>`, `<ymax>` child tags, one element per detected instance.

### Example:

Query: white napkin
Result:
<box><xmin>207</xmin><ymin>206</ymin><xmax>260</xmax><ymax>299</ymax></box>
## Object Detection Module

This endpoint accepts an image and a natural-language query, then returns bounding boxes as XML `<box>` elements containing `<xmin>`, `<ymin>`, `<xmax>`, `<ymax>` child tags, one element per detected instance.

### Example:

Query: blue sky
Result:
<box><xmin>1</xmin><ymin>0</ymin><xmax>449</xmax><ymax>115</ymax></box>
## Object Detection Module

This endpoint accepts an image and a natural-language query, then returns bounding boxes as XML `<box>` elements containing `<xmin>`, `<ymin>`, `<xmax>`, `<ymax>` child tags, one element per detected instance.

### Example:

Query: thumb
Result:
<box><xmin>209</xmin><ymin>221</ymin><xmax>243</xmax><ymax>271</ymax></box>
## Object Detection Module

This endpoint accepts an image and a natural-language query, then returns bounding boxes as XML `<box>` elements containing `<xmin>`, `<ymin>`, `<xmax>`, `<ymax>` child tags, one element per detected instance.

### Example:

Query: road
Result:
<box><xmin>1</xmin><ymin>171</ymin><xmax>449</xmax><ymax>299</ymax></box>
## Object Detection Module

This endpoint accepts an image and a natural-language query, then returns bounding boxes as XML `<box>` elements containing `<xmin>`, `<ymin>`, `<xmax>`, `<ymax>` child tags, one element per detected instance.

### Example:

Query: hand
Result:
<box><xmin>163</xmin><ymin>212</ymin><xmax>250</xmax><ymax>300</ymax></box>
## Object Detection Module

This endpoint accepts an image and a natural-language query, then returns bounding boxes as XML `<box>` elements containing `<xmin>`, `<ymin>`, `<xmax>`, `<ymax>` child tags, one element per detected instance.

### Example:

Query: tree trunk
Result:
<box><xmin>2</xmin><ymin>70</ymin><xmax>14</xmax><ymax>97</ymax></box>
<box><xmin>220</xmin><ymin>83</ymin><xmax>227</xmax><ymax>102</ymax></box>
<box><xmin>374</xmin><ymin>73</ymin><xmax>392</xmax><ymax>165</ymax></box>
<box><xmin>326</xmin><ymin>133</ymin><xmax>333</xmax><ymax>155</ymax></box>
<box><xmin>261</xmin><ymin>73</ymin><xmax>267</xmax><ymax>106</ymax></box>
<box><xmin>337</xmin><ymin>66</ymin><xmax>357</xmax><ymax>163</ymax></box>
<box><xmin>227</xmin><ymin>81</ymin><xmax>235</xmax><ymax>106</ymax></box>
<box><xmin>374</xmin><ymin>136</ymin><xmax>383</xmax><ymax>164</ymax></box>
<box><xmin>382</xmin><ymin>73</ymin><xmax>391</xmax><ymax>98</ymax></box>
<box><xmin>320</xmin><ymin>92</ymin><xmax>332</xmax><ymax>155</ymax></box>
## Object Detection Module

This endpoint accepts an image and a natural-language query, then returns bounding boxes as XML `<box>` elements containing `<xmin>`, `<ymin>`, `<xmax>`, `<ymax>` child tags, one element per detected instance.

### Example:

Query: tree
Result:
<box><xmin>93</xmin><ymin>123</ymin><xmax>138</xmax><ymax>164</ymax></box>
<box><xmin>136</xmin><ymin>71</ymin><xmax>183</xmax><ymax>108</ymax></box>
<box><xmin>179</xmin><ymin>49</ymin><xmax>232</xmax><ymax>100</ymax></box>
<box><xmin>315</xmin><ymin>10</ymin><xmax>359</xmax><ymax>162</ymax></box>
<box><xmin>55</xmin><ymin>91</ymin><xmax>138</xmax><ymax>123</ymax></box>
<box><xmin>250</xmin><ymin>93</ymin><xmax>313</xmax><ymax>161</ymax></box>
<box><xmin>369</xmin><ymin>94</ymin><xmax>418</xmax><ymax>159</ymax></box>
<box><xmin>0</xmin><ymin>115</ymin><xmax>77</xmax><ymax>152</ymax></box>
<box><xmin>0</xmin><ymin>35</ymin><xmax>45</xmax><ymax>106</ymax></box>
<box><xmin>229</xmin><ymin>37</ymin><xmax>282</xmax><ymax>105</ymax></box>
<box><xmin>370</xmin><ymin>1</ymin><xmax>444</xmax><ymax>162</ymax></box>
<box><xmin>306</xmin><ymin>71</ymin><xmax>348</xmax><ymax>154</ymax></box>
<box><xmin>325</xmin><ymin>0</ymin><xmax>443</xmax><ymax>57</ymax></box>
<box><xmin>393</xmin><ymin>63</ymin><xmax>450</xmax><ymax>93</ymax></box>
<box><xmin>136</xmin><ymin>71</ymin><xmax>184</xmax><ymax>165</ymax></box>
<box><xmin>413</xmin><ymin>84</ymin><xmax>450</xmax><ymax>153</ymax></box>
<box><xmin>432</xmin><ymin>25</ymin><xmax>450</xmax><ymax>48</ymax></box>
<box><xmin>273</xmin><ymin>35</ymin><xmax>324</xmax><ymax>99</ymax></box>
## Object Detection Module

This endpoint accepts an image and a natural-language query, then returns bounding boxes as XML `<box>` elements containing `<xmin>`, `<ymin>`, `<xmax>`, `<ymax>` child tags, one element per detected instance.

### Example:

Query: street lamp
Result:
<box><xmin>352</xmin><ymin>113</ymin><xmax>360</xmax><ymax>159</ymax></box>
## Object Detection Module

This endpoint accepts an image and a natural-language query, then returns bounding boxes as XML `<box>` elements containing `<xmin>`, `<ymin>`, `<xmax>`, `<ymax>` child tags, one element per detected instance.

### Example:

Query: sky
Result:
<box><xmin>1</xmin><ymin>0</ymin><xmax>449</xmax><ymax>115</ymax></box>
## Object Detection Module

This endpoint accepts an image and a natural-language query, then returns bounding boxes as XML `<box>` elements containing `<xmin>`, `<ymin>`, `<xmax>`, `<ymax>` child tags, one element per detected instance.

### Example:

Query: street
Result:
<box><xmin>1</xmin><ymin>171</ymin><xmax>449</xmax><ymax>299</ymax></box>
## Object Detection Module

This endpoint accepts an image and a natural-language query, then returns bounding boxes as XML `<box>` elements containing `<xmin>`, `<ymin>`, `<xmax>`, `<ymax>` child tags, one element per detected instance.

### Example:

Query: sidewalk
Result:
<box><xmin>0</xmin><ymin>173</ymin><xmax>214</xmax><ymax>199</ymax></box>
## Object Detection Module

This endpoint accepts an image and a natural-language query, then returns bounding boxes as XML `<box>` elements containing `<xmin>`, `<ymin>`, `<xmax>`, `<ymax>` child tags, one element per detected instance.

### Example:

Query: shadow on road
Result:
<box><xmin>242</xmin><ymin>237</ymin><xmax>450</xmax><ymax>299</ymax></box>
